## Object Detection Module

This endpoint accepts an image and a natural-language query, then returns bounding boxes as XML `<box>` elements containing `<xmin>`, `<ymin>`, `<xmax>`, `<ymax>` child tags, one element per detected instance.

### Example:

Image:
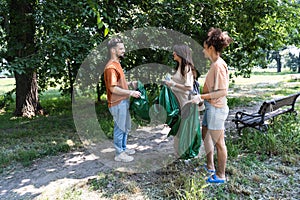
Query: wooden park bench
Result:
<box><xmin>232</xmin><ymin>92</ymin><xmax>300</xmax><ymax>133</ymax></box>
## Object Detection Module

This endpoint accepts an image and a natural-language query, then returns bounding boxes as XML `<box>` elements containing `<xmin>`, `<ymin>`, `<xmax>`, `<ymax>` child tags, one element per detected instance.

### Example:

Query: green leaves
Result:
<box><xmin>1</xmin><ymin>0</ymin><xmax>299</xmax><ymax>97</ymax></box>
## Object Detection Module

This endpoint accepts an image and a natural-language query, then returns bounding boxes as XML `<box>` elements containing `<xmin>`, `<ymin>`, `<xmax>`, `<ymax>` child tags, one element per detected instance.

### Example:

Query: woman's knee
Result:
<box><xmin>215</xmin><ymin>139</ymin><xmax>226</xmax><ymax>151</ymax></box>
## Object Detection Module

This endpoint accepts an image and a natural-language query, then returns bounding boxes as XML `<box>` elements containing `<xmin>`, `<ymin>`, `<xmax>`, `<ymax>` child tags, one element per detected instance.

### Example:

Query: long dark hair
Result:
<box><xmin>173</xmin><ymin>44</ymin><xmax>194</xmax><ymax>77</ymax></box>
<box><xmin>204</xmin><ymin>28</ymin><xmax>233</xmax><ymax>53</ymax></box>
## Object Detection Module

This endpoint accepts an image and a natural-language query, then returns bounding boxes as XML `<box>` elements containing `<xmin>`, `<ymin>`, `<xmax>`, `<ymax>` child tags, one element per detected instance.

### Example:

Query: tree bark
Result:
<box><xmin>14</xmin><ymin>71</ymin><xmax>44</xmax><ymax>117</ymax></box>
<box><xmin>8</xmin><ymin>0</ymin><xmax>45</xmax><ymax>117</ymax></box>
<box><xmin>275</xmin><ymin>51</ymin><xmax>281</xmax><ymax>73</ymax></box>
<box><xmin>66</xmin><ymin>59</ymin><xmax>74</xmax><ymax>102</ymax></box>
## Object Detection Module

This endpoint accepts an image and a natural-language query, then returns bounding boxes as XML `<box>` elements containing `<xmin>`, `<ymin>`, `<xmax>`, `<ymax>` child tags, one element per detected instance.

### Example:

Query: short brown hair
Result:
<box><xmin>107</xmin><ymin>38</ymin><xmax>123</xmax><ymax>50</ymax></box>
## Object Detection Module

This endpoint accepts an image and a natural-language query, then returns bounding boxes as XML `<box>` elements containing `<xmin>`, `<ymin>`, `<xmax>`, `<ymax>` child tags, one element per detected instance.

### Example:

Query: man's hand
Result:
<box><xmin>130</xmin><ymin>90</ymin><xmax>141</xmax><ymax>98</ymax></box>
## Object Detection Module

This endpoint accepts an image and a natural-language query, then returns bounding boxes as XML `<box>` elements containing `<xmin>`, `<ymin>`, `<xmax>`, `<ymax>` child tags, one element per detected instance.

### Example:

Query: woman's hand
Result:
<box><xmin>165</xmin><ymin>80</ymin><xmax>176</xmax><ymax>88</ymax></box>
<box><xmin>191</xmin><ymin>94</ymin><xmax>203</xmax><ymax>104</ymax></box>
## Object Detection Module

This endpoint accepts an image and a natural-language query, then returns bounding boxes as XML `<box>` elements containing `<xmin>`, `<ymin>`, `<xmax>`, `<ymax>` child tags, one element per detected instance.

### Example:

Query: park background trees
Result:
<box><xmin>0</xmin><ymin>0</ymin><xmax>299</xmax><ymax>117</ymax></box>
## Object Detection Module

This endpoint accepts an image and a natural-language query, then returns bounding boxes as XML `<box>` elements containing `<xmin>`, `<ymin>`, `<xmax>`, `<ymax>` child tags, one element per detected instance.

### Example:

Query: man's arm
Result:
<box><xmin>110</xmin><ymin>86</ymin><xmax>141</xmax><ymax>98</ymax></box>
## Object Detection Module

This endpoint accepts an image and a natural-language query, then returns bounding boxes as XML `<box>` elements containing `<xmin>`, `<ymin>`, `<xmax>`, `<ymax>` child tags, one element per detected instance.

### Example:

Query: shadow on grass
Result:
<box><xmin>0</xmin><ymin>150</ymin><xmax>105</xmax><ymax>199</ymax></box>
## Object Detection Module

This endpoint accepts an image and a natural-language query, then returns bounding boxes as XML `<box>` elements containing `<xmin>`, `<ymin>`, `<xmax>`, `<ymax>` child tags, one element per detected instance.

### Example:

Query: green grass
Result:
<box><xmin>0</xmin><ymin>97</ymin><xmax>81</xmax><ymax>171</ymax></box>
<box><xmin>252</xmin><ymin>71</ymin><xmax>295</xmax><ymax>76</ymax></box>
<box><xmin>227</xmin><ymin>96</ymin><xmax>257</xmax><ymax>108</ymax></box>
<box><xmin>232</xmin><ymin>114</ymin><xmax>300</xmax><ymax>157</ymax></box>
<box><xmin>0</xmin><ymin>81</ymin><xmax>115</xmax><ymax>173</ymax></box>
<box><xmin>0</xmin><ymin>78</ymin><xmax>15</xmax><ymax>95</ymax></box>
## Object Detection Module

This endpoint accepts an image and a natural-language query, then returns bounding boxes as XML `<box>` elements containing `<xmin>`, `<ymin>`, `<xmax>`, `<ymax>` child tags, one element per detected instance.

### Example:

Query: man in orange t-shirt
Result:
<box><xmin>104</xmin><ymin>38</ymin><xmax>140</xmax><ymax>163</ymax></box>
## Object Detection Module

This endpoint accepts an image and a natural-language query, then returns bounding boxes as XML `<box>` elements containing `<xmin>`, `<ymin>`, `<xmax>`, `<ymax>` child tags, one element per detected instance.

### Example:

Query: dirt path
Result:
<box><xmin>0</xmin><ymin>150</ymin><xmax>102</xmax><ymax>199</ymax></box>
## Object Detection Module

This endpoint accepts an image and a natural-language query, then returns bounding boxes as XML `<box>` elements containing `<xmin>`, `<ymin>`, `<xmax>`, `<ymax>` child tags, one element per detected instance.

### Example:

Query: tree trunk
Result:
<box><xmin>275</xmin><ymin>51</ymin><xmax>281</xmax><ymax>73</ymax></box>
<box><xmin>14</xmin><ymin>71</ymin><xmax>44</xmax><ymax>117</ymax></box>
<box><xmin>97</xmin><ymin>83</ymin><xmax>101</xmax><ymax>102</ymax></box>
<box><xmin>66</xmin><ymin>60</ymin><xmax>74</xmax><ymax>102</ymax></box>
<box><xmin>8</xmin><ymin>0</ymin><xmax>45</xmax><ymax>117</ymax></box>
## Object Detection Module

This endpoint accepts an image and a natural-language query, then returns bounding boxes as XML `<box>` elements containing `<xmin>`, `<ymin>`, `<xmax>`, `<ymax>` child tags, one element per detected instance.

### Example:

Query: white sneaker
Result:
<box><xmin>125</xmin><ymin>148</ymin><xmax>136</xmax><ymax>155</ymax></box>
<box><xmin>114</xmin><ymin>152</ymin><xmax>134</xmax><ymax>162</ymax></box>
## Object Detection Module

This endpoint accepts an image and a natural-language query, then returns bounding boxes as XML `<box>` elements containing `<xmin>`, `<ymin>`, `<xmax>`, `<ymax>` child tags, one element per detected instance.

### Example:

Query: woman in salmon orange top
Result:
<box><xmin>193</xmin><ymin>28</ymin><xmax>233</xmax><ymax>183</ymax></box>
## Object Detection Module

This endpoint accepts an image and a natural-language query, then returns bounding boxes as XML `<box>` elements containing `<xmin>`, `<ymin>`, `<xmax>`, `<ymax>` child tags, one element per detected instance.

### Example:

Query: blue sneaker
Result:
<box><xmin>206</xmin><ymin>174</ymin><xmax>226</xmax><ymax>184</ymax></box>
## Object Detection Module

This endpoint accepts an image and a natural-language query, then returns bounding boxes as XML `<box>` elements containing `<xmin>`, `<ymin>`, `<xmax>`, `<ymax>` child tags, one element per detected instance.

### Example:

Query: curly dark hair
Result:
<box><xmin>205</xmin><ymin>28</ymin><xmax>233</xmax><ymax>53</ymax></box>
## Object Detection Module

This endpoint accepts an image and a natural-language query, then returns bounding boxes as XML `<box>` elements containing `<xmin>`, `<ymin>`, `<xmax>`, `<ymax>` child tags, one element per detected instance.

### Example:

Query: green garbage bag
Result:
<box><xmin>130</xmin><ymin>81</ymin><xmax>150</xmax><ymax>121</ymax></box>
<box><xmin>177</xmin><ymin>102</ymin><xmax>201</xmax><ymax>159</ymax></box>
<box><xmin>153</xmin><ymin>85</ymin><xmax>181</xmax><ymax>136</ymax></box>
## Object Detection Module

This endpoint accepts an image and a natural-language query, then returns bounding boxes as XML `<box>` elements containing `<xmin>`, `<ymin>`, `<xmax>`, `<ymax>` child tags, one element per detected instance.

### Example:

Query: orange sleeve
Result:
<box><xmin>104</xmin><ymin>67</ymin><xmax>119</xmax><ymax>90</ymax></box>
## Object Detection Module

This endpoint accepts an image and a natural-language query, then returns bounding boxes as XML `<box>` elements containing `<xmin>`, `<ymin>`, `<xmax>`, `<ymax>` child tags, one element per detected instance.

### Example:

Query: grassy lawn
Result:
<box><xmin>0</xmin><ymin>87</ymin><xmax>80</xmax><ymax>171</ymax></box>
<box><xmin>0</xmin><ymin>71</ymin><xmax>299</xmax><ymax>199</ymax></box>
<box><xmin>0</xmin><ymin>78</ymin><xmax>15</xmax><ymax>94</ymax></box>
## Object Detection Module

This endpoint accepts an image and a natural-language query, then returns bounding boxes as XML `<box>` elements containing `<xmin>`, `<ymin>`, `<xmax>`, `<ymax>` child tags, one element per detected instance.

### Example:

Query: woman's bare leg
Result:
<box><xmin>210</xmin><ymin>129</ymin><xmax>227</xmax><ymax>179</ymax></box>
<box><xmin>202</xmin><ymin>125</ymin><xmax>215</xmax><ymax>171</ymax></box>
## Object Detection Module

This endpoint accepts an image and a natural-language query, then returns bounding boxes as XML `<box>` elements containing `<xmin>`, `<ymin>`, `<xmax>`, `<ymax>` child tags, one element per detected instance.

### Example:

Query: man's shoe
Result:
<box><xmin>125</xmin><ymin>148</ymin><xmax>136</xmax><ymax>155</ymax></box>
<box><xmin>114</xmin><ymin>152</ymin><xmax>134</xmax><ymax>162</ymax></box>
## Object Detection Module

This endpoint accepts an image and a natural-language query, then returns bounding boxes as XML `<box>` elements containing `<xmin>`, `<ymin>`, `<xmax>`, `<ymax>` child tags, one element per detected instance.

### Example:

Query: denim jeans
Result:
<box><xmin>109</xmin><ymin>99</ymin><xmax>131</xmax><ymax>155</ymax></box>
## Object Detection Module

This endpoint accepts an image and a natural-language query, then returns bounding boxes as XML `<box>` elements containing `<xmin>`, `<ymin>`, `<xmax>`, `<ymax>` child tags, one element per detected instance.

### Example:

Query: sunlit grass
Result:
<box><xmin>0</xmin><ymin>78</ymin><xmax>15</xmax><ymax>94</ymax></box>
<box><xmin>0</xmin><ymin>89</ymin><xmax>81</xmax><ymax>172</ymax></box>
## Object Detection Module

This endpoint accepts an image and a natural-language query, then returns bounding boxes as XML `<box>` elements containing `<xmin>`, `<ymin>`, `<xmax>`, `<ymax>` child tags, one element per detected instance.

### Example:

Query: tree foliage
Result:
<box><xmin>0</xmin><ymin>0</ymin><xmax>299</xmax><ymax>112</ymax></box>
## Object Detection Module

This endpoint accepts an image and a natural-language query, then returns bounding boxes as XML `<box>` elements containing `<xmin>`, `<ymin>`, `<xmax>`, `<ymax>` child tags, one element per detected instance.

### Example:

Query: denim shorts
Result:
<box><xmin>202</xmin><ymin>100</ymin><xmax>229</xmax><ymax>130</ymax></box>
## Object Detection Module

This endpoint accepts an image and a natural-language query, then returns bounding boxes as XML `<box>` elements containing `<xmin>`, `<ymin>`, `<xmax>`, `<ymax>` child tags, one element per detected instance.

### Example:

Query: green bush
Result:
<box><xmin>237</xmin><ymin>114</ymin><xmax>299</xmax><ymax>157</ymax></box>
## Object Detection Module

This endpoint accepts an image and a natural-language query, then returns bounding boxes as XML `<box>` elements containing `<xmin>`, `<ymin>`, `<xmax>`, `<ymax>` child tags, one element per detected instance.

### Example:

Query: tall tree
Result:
<box><xmin>6</xmin><ymin>0</ymin><xmax>44</xmax><ymax>117</ymax></box>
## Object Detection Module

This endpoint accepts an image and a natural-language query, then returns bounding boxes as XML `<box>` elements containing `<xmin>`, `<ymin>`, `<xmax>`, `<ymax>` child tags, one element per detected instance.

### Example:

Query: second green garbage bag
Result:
<box><xmin>154</xmin><ymin>85</ymin><xmax>201</xmax><ymax>159</ymax></box>
<box><xmin>177</xmin><ymin>102</ymin><xmax>201</xmax><ymax>159</ymax></box>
